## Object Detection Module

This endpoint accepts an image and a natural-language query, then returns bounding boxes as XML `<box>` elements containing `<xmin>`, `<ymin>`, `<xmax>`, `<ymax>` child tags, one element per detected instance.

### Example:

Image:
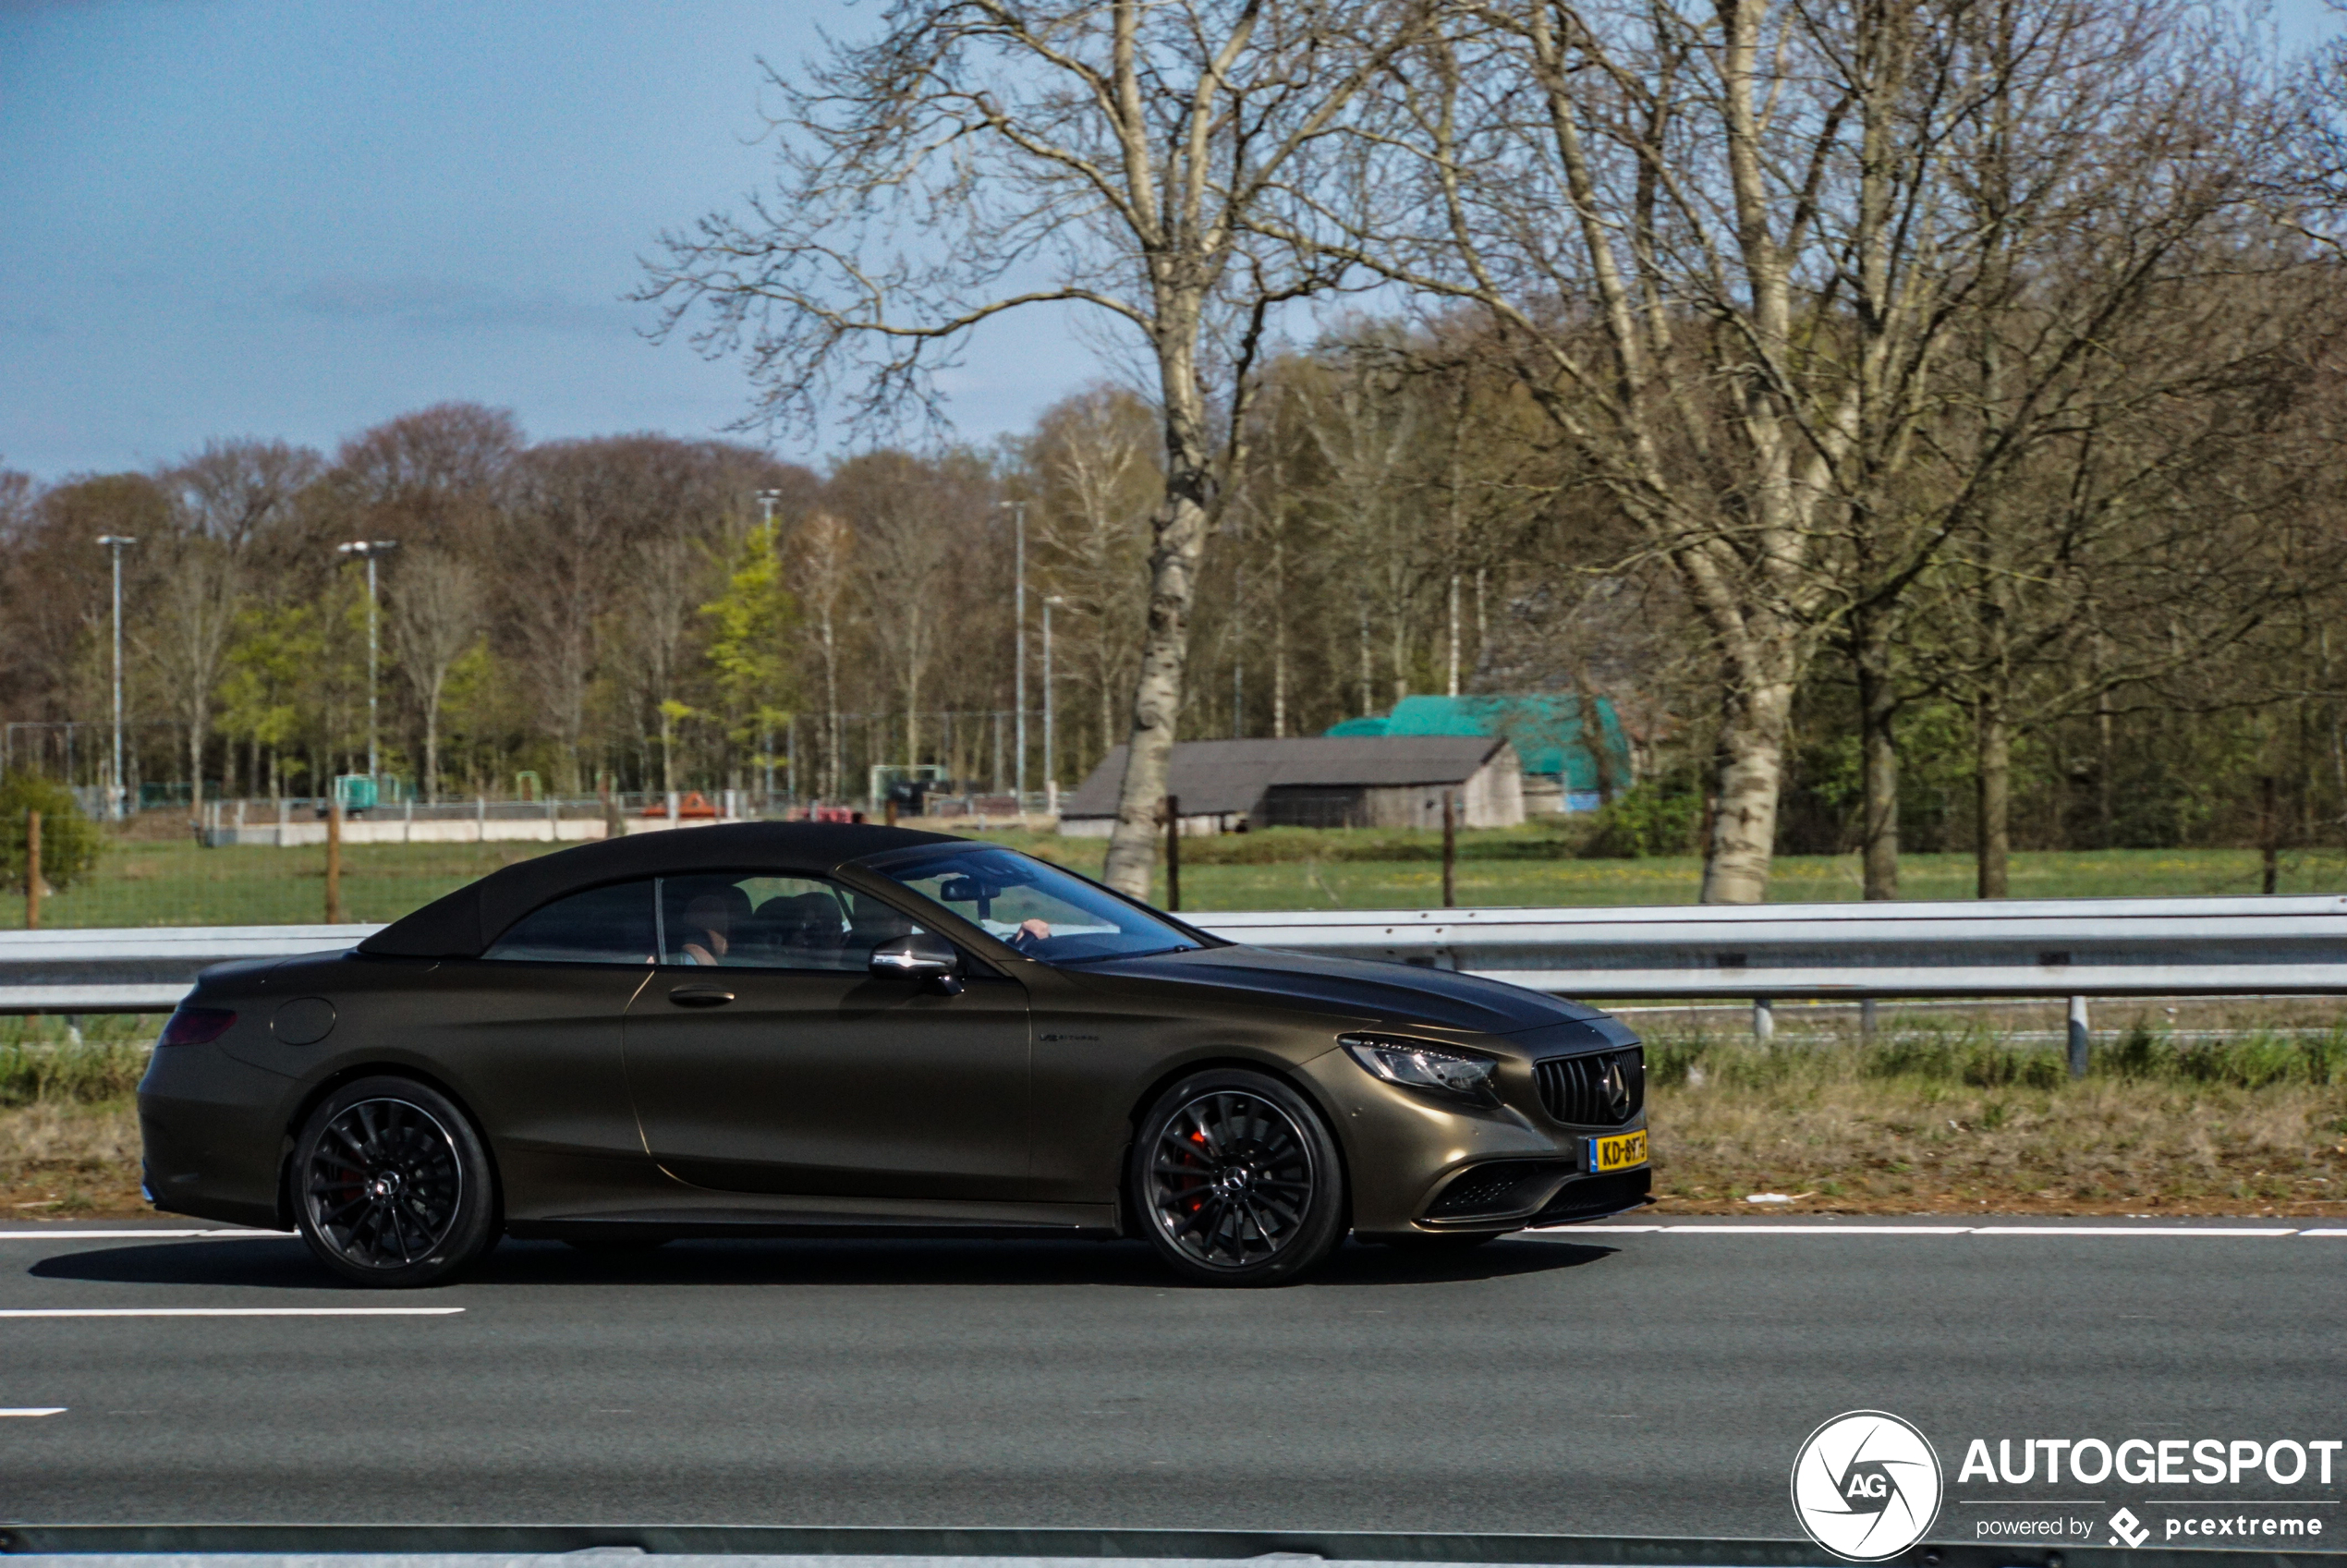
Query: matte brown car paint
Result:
<box><xmin>137</xmin><ymin>824</ymin><xmax>1647</xmax><ymax>1246</ymax></box>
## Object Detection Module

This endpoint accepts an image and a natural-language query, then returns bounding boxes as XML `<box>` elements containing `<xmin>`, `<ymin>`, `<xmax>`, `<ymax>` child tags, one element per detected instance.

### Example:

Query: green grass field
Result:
<box><xmin>6</xmin><ymin>826</ymin><xmax>2347</xmax><ymax>927</ymax></box>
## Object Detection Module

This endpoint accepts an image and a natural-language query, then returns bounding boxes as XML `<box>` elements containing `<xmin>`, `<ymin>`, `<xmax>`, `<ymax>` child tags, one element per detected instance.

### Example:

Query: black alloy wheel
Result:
<box><xmin>1133</xmin><ymin>1068</ymin><xmax>1345</xmax><ymax>1286</ymax></box>
<box><xmin>293</xmin><ymin>1076</ymin><xmax>497</xmax><ymax>1287</ymax></box>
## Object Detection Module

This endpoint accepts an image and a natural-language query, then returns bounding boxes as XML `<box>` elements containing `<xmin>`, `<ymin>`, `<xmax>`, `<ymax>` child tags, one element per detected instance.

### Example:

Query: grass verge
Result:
<box><xmin>1642</xmin><ymin>1020</ymin><xmax>2347</xmax><ymax>1216</ymax></box>
<box><xmin>11</xmin><ymin>833</ymin><xmax>2347</xmax><ymax>928</ymax></box>
<box><xmin>4</xmin><ymin>1014</ymin><xmax>2341</xmax><ymax>1221</ymax></box>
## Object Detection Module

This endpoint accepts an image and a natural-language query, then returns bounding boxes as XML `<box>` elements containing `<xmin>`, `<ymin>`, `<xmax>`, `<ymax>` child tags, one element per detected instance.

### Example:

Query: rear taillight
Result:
<box><xmin>156</xmin><ymin>1006</ymin><xmax>237</xmax><ymax>1048</ymax></box>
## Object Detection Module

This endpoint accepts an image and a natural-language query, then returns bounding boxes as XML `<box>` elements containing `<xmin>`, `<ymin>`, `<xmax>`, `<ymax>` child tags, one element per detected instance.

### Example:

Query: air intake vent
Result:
<box><xmin>1424</xmin><ymin>1161</ymin><xmax>1572</xmax><ymax>1219</ymax></box>
<box><xmin>1535</xmin><ymin>1047</ymin><xmax>1644</xmax><ymax>1127</ymax></box>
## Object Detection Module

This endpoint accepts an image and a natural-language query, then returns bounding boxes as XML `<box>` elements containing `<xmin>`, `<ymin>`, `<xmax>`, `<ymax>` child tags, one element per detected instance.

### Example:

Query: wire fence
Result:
<box><xmin>12</xmin><ymin>794</ymin><xmax>1065</xmax><ymax>929</ymax></box>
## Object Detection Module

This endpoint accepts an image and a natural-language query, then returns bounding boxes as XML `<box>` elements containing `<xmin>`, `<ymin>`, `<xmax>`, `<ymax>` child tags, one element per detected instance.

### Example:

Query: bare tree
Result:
<box><xmin>827</xmin><ymin>452</ymin><xmax>988</xmax><ymax>769</ymax></box>
<box><xmin>623</xmin><ymin>535</ymin><xmax>718</xmax><ymax>798</ymax></box>
<box><xmin>788</xmin><ymin>510</ymin><xmax>856</xmax><ymax>800</ymax></box>
<box><xmin>138</xmin><ymin>531</ymin><xmax>242</xmax><ymax>819</ymax></box>
<box><xmin>1026</xmin><ymin>388</ymin><xmax>1156</xmax><ymax>772</ymax></box>
<box><xmin>143</xmin><ymin>441</ymin><xmax>322</xmax><ymax>812</ymax></box>
<box><xmin>1301</xmin><ymin>349</ymin><xmax>1432</xmax><ymax>708</ymax></box>
<box><xmin>334</xmin><ymin>404</ymin><xmax>523</xmax><ymax>552</ymax></box>
<box><xmin>643</xmin><ymin>0</ymin><xmax>1432</xmax><ymax>893</ymax></box>
<box><xmin>173</xmin><ymin>439</ymin><xmax>325</xmax><ymax>553</ymax></box>
<box><xmin>1323</xmin><ymin>0</ymin><xmax>2278</xmax><ymax>899</ymax></box>
<box><xmin>389</xmin><ymin>547</ymin><xmax>487</xmax><ymax>804</ymax></box>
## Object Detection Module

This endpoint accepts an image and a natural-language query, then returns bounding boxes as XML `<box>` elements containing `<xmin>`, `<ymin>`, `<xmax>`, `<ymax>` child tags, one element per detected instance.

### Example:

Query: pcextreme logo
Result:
<box><xmin>1791</xmin><ymin>1410</ymin><xmax>1946</xmax><ymax>1562</ymax></box>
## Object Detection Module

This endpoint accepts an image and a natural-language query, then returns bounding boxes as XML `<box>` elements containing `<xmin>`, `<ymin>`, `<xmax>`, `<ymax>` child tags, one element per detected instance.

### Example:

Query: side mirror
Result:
<box><xmin>869</xmin><ymin>931</ymin><xmax>964</xmax><ymax>995</ymax></box>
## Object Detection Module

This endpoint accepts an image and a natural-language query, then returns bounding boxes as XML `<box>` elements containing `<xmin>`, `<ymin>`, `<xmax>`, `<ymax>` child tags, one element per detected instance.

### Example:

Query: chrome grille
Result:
<box><xmin>1534</xmin><ymin>1047</ymin><xmax>1644</xmax><ymax>1126</ymax></box>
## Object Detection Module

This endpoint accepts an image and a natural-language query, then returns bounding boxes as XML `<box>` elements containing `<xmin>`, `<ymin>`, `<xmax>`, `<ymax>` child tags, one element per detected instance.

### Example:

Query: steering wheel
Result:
<box><xmin>1009</xmin><ymin>922</ymin><xmax>1048</xmax><ymax>954</ymax></box>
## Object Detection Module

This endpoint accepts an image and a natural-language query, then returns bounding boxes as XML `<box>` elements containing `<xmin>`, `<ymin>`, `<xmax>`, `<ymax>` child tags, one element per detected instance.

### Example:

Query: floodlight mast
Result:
<box><xmin>756</xmin><ymin>489</ymin><xmax>784</xmax><ymax>804</ymax></box>
<box><xmin>1043</xmin><ymin>595</ymin><xmax>1064</xmax><ymax>815</ymax></box>
<box><xmin>1001</xmin><ymin>500</ymin><xmax>1027</xmax><ymax>805</ymax></box>
<box><xmin>335</xmin><ymin>541</ymin><xmax>398</xmax><ymax>786</ymax></box>
<box><xmin>95</xmin><ymin>536</ymin><xmax>138</xmax><ymax>820</ymax></box>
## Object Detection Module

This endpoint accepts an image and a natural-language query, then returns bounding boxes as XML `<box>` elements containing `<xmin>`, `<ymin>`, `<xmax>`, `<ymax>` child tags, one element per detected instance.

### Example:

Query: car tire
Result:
<box><xmin>292</xmin><ymin>1076</ymin><xmax>499</xmax><ymax>1288</ymax></box>
<box><xmin>1131</xmin><ymin>1067</ymin><xmax>1346</xmax><ymax>1286</ymax></box>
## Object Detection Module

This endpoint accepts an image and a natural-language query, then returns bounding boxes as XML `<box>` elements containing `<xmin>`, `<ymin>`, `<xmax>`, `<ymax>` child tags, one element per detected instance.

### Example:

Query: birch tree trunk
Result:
<box><xmin>1854</xmin><ymin>609</ymin><xmax>1900</xmax><ymax>901</ymax></box>
<box><xmin>642</xmin><ymin>2</ymin><xmax>1431</xmax><ymax>896</ymax></box>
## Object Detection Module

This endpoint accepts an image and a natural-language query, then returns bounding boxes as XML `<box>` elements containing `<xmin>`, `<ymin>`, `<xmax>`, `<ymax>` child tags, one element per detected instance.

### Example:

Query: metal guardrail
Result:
<box><xmin>1200</xmin><ymin>893</ymin><xmax>2347</xmax><ymax>999</ymax></box>
<box><xmin>0</xmin><ymin>924</ymin><xmax>371</xmax><ymax>1013</ymax></box>
<box><xmin>3</xmin><ymin>897</ymin><xmax>2344</xmax><ymax>1025</ymax></box>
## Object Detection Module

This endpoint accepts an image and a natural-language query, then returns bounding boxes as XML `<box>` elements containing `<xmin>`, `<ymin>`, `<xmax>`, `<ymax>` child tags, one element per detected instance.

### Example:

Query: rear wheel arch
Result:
<box><xmin>276</xmin><ymin>1063</ymin><xmax>504</xmax><ymax>1233</ymax></box>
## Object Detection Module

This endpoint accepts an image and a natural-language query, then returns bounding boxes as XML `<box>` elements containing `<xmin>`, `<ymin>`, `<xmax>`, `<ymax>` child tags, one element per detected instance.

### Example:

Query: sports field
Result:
<box><xmin>8</xmin><ymin>826</ymin><xmax>2345</xmax><ymax>927</ymax></box>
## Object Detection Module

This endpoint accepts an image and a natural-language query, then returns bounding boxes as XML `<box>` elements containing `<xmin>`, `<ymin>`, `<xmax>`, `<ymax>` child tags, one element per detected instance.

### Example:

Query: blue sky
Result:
<box><xmin>0</xmin><ymin>0</ymin><xmax>1103</xmax><ymax>480</ymax></box>
<box><xmin>2</xmin><ymin>0</ymin><xmax>2338</xmax><ymax>482</ymax></box>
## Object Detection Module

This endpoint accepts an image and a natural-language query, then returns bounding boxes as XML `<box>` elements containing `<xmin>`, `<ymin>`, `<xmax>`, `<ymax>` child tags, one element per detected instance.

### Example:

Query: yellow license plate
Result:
<box><xmin>1588</xmin><ymin>1129</ymin><xmax>1648</xmax><ymax>1173</ymax></box>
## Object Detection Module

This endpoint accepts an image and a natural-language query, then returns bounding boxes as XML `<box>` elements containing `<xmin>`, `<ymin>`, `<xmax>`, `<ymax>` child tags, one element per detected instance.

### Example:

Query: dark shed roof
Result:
<box><xmin>1060</xmin><ymin>735</ymin><xmax>1509</xmax><ymax>820</ymax></box>
<box><xmin>359</xmin><ymin>821</ymin><xmax>963</xmax><ymax>959</ymax></box>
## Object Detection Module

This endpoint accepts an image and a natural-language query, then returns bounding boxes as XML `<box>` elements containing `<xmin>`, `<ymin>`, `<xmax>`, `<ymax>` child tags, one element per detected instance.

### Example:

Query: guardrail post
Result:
<box><xmin>2067</xmin><ymin>995</ymin><xmax>2090</xmax><ymax>1079</ymax></box>
<box><xmin>324</xmin><ymin>799</ymin><xmax>343</xmax><ymax>924</ymax></box>
<box><xmin>24</xmin><ymin>808</ymin><xmax>39</xmax><ymax>931</ymax></box>
<box><xmin>1861</xmin><ymin>997</ymin><xmax>1878</xmax><ymax>1042</ymax></box>
<box><xmin>1753</xmin><ymin>997</ymin><xmax>1773</xmax><ymax>1043</ymax></box>
<box><xmin>1164</xmin><ymin>793</ymin><xmax>1182</xmax><ymax>913</ymax></box>
<box><xmin>1441</xmin><ymin>789</ymin><xmax>1457</xmax><ymax>908</ymax></box>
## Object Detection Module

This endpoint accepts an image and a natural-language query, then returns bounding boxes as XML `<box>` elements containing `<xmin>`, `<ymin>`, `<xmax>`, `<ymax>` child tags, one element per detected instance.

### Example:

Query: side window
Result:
<box><xmin>483</xmin><ymin>880</ymin><xmax>657</xmax><ymax>966</ymax></box>
<box><xmin>657</xmin><ymin>872</ymin><xmax>927</xmax><ymax>971</ymax></box>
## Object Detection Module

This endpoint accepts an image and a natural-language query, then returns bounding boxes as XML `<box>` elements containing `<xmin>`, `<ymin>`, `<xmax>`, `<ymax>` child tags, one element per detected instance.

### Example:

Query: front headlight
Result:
<box><xmin>1341</xmin><ymin>1035</ymin><xmax>1500</xmax><ymax>1101</ymax></box>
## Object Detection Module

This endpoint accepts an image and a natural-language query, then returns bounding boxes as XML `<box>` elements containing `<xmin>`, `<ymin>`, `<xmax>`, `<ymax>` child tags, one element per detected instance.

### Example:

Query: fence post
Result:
<box><xmin>1752</xmin><ymin>997</ymin><xmax>1774</xmax><ymax>1043</ymax></box>
<box><xmin>1441</xmin><ymin>789</ymin><xmax>1457</xmax><ymax>909</ymax></box>
<box><xmin>2067</xmin><ymin>995</ymin><xmax>2090</xmax><ymax>1079</ymax></box>
<box><xmin>324</xmin><ymin>797</ymin><xmax>344</xmax><ymax>924</ymax></box>
<box><xmin>1164</xmin><ymin>793</ymin><xmax>1182</xmax><ymax>912</ymax></box>
<box><xmin>24</xmin><ymin>808</ymin><xmax>40</xmax><ymax>931</ymax></box>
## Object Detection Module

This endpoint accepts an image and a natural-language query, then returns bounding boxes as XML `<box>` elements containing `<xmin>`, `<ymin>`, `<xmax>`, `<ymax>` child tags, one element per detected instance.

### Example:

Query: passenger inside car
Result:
<box><xmin>675</xmin><ymin>889</ymin><xmax>748</xmax><ymax>966</ymax></box>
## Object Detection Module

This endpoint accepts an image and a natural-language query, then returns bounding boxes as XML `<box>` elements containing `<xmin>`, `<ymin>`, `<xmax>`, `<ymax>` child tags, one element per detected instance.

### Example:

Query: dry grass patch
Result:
<box><xmin>0</xmin><ymin>1100</ymin><xmax>147</xmax><ymax>1218</ymax></box>
<box><xmin>1645</xmin><ymin>1025</ymin><xmax>2347</xmax><ymax>1215</ymax></box>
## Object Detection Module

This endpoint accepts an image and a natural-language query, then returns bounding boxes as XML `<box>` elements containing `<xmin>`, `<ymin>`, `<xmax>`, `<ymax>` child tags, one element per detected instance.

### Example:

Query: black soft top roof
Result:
<box><xmin>359</xmin><ymin>821</ymin><xmax>965</xmax><ymax>959</ymax></box>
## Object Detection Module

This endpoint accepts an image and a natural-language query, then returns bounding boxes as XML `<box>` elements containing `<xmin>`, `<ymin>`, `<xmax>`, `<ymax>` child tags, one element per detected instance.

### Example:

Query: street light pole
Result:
<box><xmin>1002</xmin><ymin>501</ymin><xmax>1028</xmax><ymax>804</ymax></box>
<box><xmin>336</xmin><ymin>540</ymin><xmax>398</xmax><ymax>785</ymax></box>
<box><xmin>756</xmin><ymin>489</ymin><xmax>783</xmax><ymax>807</ymax></box>
<box><xmin>1043</xmin><ymin>595</ymin><xmax>1063</xmax><ymax>815</ymax></box>
<box><xmin>95</xmin><ymin>536</ymin><xmax>137</xmax><ymax>820</ymax></box>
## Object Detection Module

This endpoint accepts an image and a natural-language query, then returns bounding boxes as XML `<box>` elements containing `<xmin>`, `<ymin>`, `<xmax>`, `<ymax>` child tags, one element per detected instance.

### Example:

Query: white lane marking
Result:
<box><xmin>0</xmin><ymin>1307</ymin><xmax>462</xmax><ymax>1319</ymax></box>
<box><xmin>1660</xmin><ymin>1223</ymin><xmax>1976</xmax><ymax>1234</ymax></box>
<box><xmin>1970</xmin><ymin>1225</ymin><xmax>2298</xmax><ymax>1236</ymax></box>
<box><xmin>1529</xmin><ymin>1223</ymin><xmax>2322</xmax><ymax>1237</ymax></box>
<box><xmin>0</xmin><ymin>1230</ymin><xmax>292</xmax><ymax>1241</ymax></box>
<box><xmin>0</xmin><ymin>1406</ymin><xmax>66</xmax><ymax>1416</ymax></box>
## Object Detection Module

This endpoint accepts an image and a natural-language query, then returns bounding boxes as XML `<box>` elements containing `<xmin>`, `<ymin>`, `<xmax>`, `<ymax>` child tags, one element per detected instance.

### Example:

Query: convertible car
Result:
<box><xmin>138</xmin><ymin>823</ymin><xmax>1650</xmax><ymax>1287</ymax></box>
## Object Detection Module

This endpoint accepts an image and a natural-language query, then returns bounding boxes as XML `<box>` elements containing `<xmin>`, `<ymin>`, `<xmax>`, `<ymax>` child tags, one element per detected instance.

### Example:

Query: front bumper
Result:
<box><xmin>1297</xmin><ymin>1043</ymin><xmax>1649</xmax><ymax>1234</ymax></box>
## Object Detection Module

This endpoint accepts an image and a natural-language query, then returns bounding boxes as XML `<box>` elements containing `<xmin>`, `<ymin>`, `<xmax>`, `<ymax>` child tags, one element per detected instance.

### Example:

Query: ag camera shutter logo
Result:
<box><xmin>1792</xmin><ymin>1410</ymin><xmax>1945</xmax><ymax>1561</ymax></box>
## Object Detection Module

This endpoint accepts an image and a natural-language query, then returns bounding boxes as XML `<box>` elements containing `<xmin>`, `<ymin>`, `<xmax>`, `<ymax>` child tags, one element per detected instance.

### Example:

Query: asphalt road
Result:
<box><xmin>2</xmin><ymin>1220</ymin><xmax>2341</xmax><ymax>1540</ymax></box>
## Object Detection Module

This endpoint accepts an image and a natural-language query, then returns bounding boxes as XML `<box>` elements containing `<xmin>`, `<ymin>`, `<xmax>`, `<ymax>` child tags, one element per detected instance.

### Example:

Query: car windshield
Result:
<box><xmin>866</xmin><ymin>845</ymin><xmax>1201</xmax><ymax>963</ymax></box>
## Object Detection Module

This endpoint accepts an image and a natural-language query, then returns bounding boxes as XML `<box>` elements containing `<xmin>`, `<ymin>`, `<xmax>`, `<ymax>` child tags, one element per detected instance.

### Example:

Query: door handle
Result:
<box><xmin>666</xmin><ymin>987</ymin><xmax>736</xmax><ymax>1008</ymax></box>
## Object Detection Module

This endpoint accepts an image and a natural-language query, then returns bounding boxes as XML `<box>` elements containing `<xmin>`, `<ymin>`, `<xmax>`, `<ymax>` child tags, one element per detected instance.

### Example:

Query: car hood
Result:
<box><xmin>1069</xmin><ymin>943</ymin><xmax>1603</xmax><ymax>1036</ymax></box>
